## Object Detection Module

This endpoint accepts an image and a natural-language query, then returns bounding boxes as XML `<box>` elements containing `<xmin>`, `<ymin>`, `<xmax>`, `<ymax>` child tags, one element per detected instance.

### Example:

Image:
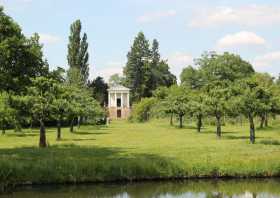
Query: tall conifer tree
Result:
<box><xmin>124</xmin><ymin>32</ymin><xmax>150</xmax><ymax>101</ymax></box>
<box><xmin>67</xmin><ymin>20</ymin><xmax>89</xmax><ymax>85</ymax></box>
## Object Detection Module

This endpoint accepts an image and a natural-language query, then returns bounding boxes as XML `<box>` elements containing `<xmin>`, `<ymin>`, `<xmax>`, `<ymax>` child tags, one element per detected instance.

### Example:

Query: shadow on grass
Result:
<box><xmin>73</xmin><ymin>131</ymin><xmax>110</xmax><ymax>135</ymax></box>
<box><xmin>71</xmin><ymin>138</ymin><xmax>97</xmax><ymax>141</ymax></box>
<box><xmin>0</xmin><ymin>144</ymin><xmax>181</xmax><ymax>165</ymax></box>
<box><xmin>223</xmin><ymin>135</ymin><xmax>266</xmax><ymax>140</ymax></box>
<box><xmin>6</xmin><ymin>133</ymin><xmax>38</xmax><ymax>137</ymax></box>
<box><xmin>0</xmin><ymin>144</ymin><xmax>185</xmax><ymax>189</ymax></box>
<box><xmin>198</xmin><ymin>130</ymin><xmax>236</xmax><ymax>134</ymax></box>
<box><xmin>256</xmin><ymin>126</ymin><xmax>274</xmax><ymax>131</ymax></box>
<box><xmin>259</xmin><ymin>139</ymin><xmax>280</xmax><ymax>146</ymax></box>
<box><xmin>223</xmin><ymin>135</ymin><xmax>250</xmax><ymax>140</ymax></box>
<box><xmin>0</xmin><ymin>144</ymin><xmax>123</xmax><ymax>159</ymax></box>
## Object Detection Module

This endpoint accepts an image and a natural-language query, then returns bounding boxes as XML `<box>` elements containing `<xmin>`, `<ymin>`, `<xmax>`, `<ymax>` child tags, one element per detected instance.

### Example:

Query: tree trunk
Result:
<box><xmin>260</xmin><ymin>114</ymin><xmax>265</xmax><ymax>128</ymax></box>
<box><xmin>249</xmin><ymin>114</ymin><xmax>255</xmax><ymax>144</ymax></box>
<box><xmin>57</xmin><ymin>119</ymin><xmax>61</xmax><ymax>141</ymax></box>
<box><xmin>179</xmin><ymin>114</ymin><xmax>183</xmax><ymax>128</ymax></box>
<box><xmin>39</xmin><ymin>121</ymin><xmax>47</xmax><ymax>148</ymax></box>
<box><xmin>216</xmin><ymin>115</ymin><xmax>221</xmax><ymax>138</ymax></box>
<box><xmin>29</xmin><ymin>120</ymin><xmax>33</xmax><ymax>132</ymax></box>
<box><xmin>197</xmin><ymin>114</ymin><xmax>202</xmax><ymax>132</ymax></box>
<box><xmin>77</xmin><ymin>116</ymin><xmax>81</xmax><ymax>129</ymax></box>
<box><xmin>70</xmin><ymin>118</ymin><xmax>74</xmax><ymax>133</ymax></box>
<box><xmin>264</xmin><ymin>112</ymin><xmax>268</xmax><ymax>127</ymax></box>
<box><xmin>2</xmin><ymin>128</ymin><xmax>5</xmax><ymax>135</ymax></box>
<box><xmin>170</xmin><ymin>113</ymin><xmax>173</xmax><ymax>126</ymax></box>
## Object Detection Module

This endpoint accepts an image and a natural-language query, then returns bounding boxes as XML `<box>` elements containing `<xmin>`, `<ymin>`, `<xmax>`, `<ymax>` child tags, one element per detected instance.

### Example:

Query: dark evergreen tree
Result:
<box><xmin>124</xmin><ymin>32</ymin><xmax>150</xmax><ymax>101</ymax></box>
<box><xmin>89</xmin><ymin>76</ymin><xmax>108</xmax><ymax>106</ymax></box>
<box><xmin>124</xmin><ymin>33</ymin><xmax>176</xmax><ymax>101</ymax></box>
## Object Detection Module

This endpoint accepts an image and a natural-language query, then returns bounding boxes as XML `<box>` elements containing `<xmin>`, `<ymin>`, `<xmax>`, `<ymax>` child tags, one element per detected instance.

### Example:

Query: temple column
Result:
<box><xmin>127</xmin><ymin>92</ymin><xmax>130</xmax><ymax>108</ymax></box>
<box><xmin>108</xmin><ymin>92</ymin><xmax>111</xmax><ymax>107</ymax></box>
<box><xmin>121</xmin><ymin>93</ymin><xmax>124</xmax><ymax>108</ymax></box>
<box><xmin>114</xmin><ymin>92</ymin><xmax>117</xmax><ymax>107</ymax></box>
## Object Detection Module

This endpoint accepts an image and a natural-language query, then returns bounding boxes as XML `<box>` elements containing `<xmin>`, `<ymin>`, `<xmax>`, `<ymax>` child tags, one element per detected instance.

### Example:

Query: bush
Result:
<box><xmin>130</xmin><ymin>98</ymin><xmax>157</xmax><ymax>122</ymax></box>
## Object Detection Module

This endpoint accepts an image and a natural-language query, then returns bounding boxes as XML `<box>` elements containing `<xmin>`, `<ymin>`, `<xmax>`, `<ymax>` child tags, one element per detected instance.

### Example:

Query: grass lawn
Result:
<box><xmin>1</xmin><ymin>119</ymin><xmax>280</xmax><ymax>187</ymax></box>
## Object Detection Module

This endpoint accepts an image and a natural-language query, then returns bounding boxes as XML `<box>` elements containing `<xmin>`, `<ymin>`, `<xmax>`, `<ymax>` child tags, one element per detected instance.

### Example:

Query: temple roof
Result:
<box><xmin>108</xmin><ymin>85</ymin><xmax>130</xmax><ymax>92</ymax></box>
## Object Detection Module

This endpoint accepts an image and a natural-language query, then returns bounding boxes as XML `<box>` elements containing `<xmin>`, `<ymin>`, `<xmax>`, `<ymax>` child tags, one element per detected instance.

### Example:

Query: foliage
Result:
<box><xmin>0</xmin><ymin>8</ymin><xmax>48</xmax><ymax>93</ymax></box>
<box><xmin>108</xmin><ymin>74</ymin><xmax>125</xmax><ymax>87</ymax></box>
<box><xmin>124</xmin><ymin>32</ymin><xmax>176</xmax><ymax>102</ymax></box>
<box><xmin>165</xmin><ymin>85</ymin><xmax>189</xmax><ymax>128</ymax></box>
<box><xmin>89</xmin><ymin>76</ymin><xmax>108</xmax><ymax>106</ymax></box>
<box><xmin>0</xmin><ymin>92</ymin><xmax>15</xmax><ymax>134</ymax></box>
<box><xmin>67</xmin><ymin>19</ymin><xmax>89</xmax><ymax>84</ymax></box>
<box><xmin>180</xmin><ymin>66</ymin><xmax>203</xmax><ymax>89</ymax></box>
<box><xmin>130</xmin><ymin>97</ymin><xmax>157</xmax><ymax>122</ymax></box>
<box><xmin>25</xmin><ymin>77</ymin><xmax>57</xmax><ymax>147</ymax></box>
<box><xmin>231</xmin><ymin>74</ymin><xmax>276</xmax><ymax>144</ymax></box>
<box><xmin>195</xmin><ymin>52</ymin><xmax>255</xmax><ymax>137</ymax></box>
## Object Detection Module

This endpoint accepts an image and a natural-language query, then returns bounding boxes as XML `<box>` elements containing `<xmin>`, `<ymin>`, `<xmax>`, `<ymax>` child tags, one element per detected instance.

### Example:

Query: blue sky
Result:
<box><xmin>1</xmin><ymin>0</ymin><xmax>280</xmax><ymax>81</ymax></box>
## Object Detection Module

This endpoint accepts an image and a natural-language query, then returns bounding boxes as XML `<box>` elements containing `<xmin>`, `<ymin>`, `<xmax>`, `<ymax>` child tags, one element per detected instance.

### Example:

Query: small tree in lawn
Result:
<box><xmin>204</xmin><ymin>81</ymin><xmax>230</xmax><ymax>138</ymax></box>
<box><xmin>167</xmin><ymin>85</ymin><xmax>189</xmax><ymax>128</ymax></box>
<box><xmin>254</xmin><ymin>73</ymin><xmax>274</xmax><ymax>128</ymax></box>
<box><xmin>52</xmin><ymin>83</ymin><xmax>70</xmax><ymax>140</ymax></box>
<box><xmin>232</xmin><ymin>77</ymin><xmax>268</xmax><ymax>144</ymax></box>
<box><xmin>0</xmin><ymin>92</ymin><xmax>15</xmax><ymax>135</ymax></box>
<box><xmin>67</xmin><ymin>87</ymin><xmax>83</xmax><ymax>133</ymax></box>
<box><xmin>188</xmin><ymin>90</ymin><xmax>208</xmax><ymax>132</ymax></box>
<box><xmin>26</xmin><ymin>77</ymin><xmax>56</xmax><ymax>148</ymax></box>
<box><xmin>83</xmin><ymin>96</ymin><xmax>105</xmax><ymax>124</ymax></box>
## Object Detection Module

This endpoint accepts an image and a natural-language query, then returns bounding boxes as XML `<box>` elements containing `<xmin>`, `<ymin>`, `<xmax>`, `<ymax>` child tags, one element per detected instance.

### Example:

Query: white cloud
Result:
<box><xmin>94</xmin><ymin>61</ymin><xmax>124</xmax><ymax>82</ymax></box>
<box><xmin>216</xmin><ymin>31</ymin><xmax>266</xmax><ymax>49</ymax></box>
<box><xmin>39</xmin><ymin>33</ymin><xmax>61</xmax><ymax>45</ymax></box>
<box><xmin>167</xmin><ymin>52</ymin><xmax>193</xmax><ymax>78</ymax></box>
<box><xmin>189</xmin><ymin>5</ymin><xmax>280</xmax><ymax>28</ymax></box>
<box><xmin>253</xmin><ymin>51</ymin><xmax>280</xmax><ymax>68</ymax></box>
<box><xmin>137</xmin><ymin>9</ymin><xmax>176</xmax><ymax>23</ymax></box>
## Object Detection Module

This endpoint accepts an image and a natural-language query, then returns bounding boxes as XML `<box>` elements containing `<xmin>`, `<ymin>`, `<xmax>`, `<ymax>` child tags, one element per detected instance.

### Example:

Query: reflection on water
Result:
<box><xmin>1</xmin><ymin>179</ymin><xmax>280</xmax><ymax>198</ymax></box>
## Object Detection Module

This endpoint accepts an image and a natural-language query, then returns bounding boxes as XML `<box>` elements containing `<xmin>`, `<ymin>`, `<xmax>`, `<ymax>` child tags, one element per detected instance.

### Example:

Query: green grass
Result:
<box><xmin>0</xmin><ymin>119</ymin><xmax>280</xmax><ymax>188</ymax></box>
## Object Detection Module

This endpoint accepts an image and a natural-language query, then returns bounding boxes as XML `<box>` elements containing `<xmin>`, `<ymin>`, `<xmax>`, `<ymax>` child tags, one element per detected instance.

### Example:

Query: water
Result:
<box><xmin>1</xmin><ymin>179</ymin><xmax>280</xmax><ymax>198</ymax></box>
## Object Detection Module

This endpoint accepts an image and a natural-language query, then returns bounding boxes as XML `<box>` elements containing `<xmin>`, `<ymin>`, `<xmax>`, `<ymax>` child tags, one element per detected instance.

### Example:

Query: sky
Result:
<box><xmin>1</xmin><ymin>0</ymin><xmax>280</xmax><ymax>81</ymax></box>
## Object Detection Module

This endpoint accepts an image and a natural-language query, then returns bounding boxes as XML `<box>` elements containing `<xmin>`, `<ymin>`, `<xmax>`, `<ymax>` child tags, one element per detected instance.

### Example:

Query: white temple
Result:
<box><xmin>107</xmin><ymin>85</ymin><xmax>130</xmax><ymax>119</ymax></box>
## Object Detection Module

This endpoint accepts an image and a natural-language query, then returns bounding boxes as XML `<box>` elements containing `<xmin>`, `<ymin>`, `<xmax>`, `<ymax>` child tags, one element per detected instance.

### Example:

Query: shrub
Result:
<box><xmin>130</xmin><ymin>98</ymin><xmax>157</xmax><ymax>122</ymax></box>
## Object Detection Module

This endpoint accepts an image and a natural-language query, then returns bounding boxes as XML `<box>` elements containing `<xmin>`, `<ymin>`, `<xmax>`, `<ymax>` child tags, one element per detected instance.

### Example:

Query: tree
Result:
<box><xmin>143</xmin><ymin>40</ymin><xmax>176</xmax><ymax>97</ymax></box>
<box><xmin>124</xmin><ymin>32</ymin><xmax>176</xmax><ymax>102</ymax></box>
<box><xmin>52</xmin><ymin>83</ymin><xmax>70</xmax><ymax>140</ymax></box>
<box><xmin>108</xmin><ymin>74</ymin><xmax>125</xmax><ymax>87</ymax></box>
<box><xmin>89</xmin><ymin>76</ymin><xmax>108</xmax><ymax>106</ymax></box>
<box><xmin>196</xmin><ymin>52</ymin><xmax>255</xmax><ymax>137</ymax></box>
<box><xmin>66</xmin><ymin>67</ymin><xmax>84</xmax><ymax>88</ymax></box>
<box><xmin>188</xmin><ymin>90</ymin><xmax>207</xmax><ymax>132</ymax></box>
<box><xmin>231</xmin><ymin>76</ymin><xmax>269</xmax><ymax>144</ymax></box>
<box><xmin>26</xmin><ymin>77</ymin><xmax>57</xmax><ymax>147</ymax></box>
<box><xmin>123</xmin><ymin>32</ymin><xmax>150</xmax><ymax>101</ymax></box>
<box><xmin>67</xmin><ymin>19</ymin><xmax>89</xmax><ymax>85</ymax></box>
<box><xmin>180</xmin><ymin>66</ymin><xmax>203</xmax><ymax>89</ymax></box>
<box><xmin>166</xmin><ymin>86</ymin><xmax>189</xmax><ymax>128</ymax></box>
<box><xmin>66</xmin><ymin>85</ymin><xmax>103</xmax><ymax>132</ymax></box>
<box><xmin>0</xmin><ymin>92</ymin><xmax>15</xmax><ymax>135</ymax></box>
<box><xmin>253</xmin><ymin>73</ymin><xmax>274</xmax><ymax>128</ymax></box>
<box><xmin>0</xmin><ymin>7</ymin><xmax>48</xmax><ymax>93</ymax></box>
<box><xmin>130</xmin><ymin>97</ymin><xmax>157</xmax><ymax>122</ymax></box>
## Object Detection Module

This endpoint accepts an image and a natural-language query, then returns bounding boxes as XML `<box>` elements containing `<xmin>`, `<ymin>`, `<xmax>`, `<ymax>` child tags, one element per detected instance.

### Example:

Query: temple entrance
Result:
<box><xmin>117</xmin><ymin>109</ymin><xmax>122</xmax><ymax>118</ymax></box>
<box><xmin>117</xmin><ymin>98</ymin><xmax>121</xmax><ymax>107</ymax></box>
